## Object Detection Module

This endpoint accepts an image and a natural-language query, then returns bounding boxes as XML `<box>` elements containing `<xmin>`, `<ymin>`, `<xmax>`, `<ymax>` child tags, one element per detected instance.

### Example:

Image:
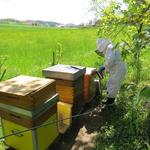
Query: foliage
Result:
<box><xmin>127</xmin><ymin>86</ymin><xmax>150</xmax><ymax>141</ymax></box>
<box><xmin>91</xmin><ymin>0</ymin><xmax>150</xmax><ymax>84</ymax></box>
<box><xmin>94</xmin><ymin>85</ymin><xmax>150</xmax><ymax>150</ymax></box>
<box><xmin>136</xmin><ymin>86</ymin><xmax>150</xmax><ymax>106</ymax></box>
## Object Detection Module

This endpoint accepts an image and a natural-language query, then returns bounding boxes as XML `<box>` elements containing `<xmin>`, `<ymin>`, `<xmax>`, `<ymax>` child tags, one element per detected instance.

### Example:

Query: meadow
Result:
<box><xmin>0</xmin><ymin>24</ymin><xmax>100</xmax><ymax>80</ymax></box>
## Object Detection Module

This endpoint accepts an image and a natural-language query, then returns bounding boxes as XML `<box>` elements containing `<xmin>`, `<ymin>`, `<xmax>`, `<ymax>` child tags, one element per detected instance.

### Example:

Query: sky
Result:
<box><xmin>0</xmin><ymin>0</ymin><xmax>95</xmax><ymax>25</ymax></box>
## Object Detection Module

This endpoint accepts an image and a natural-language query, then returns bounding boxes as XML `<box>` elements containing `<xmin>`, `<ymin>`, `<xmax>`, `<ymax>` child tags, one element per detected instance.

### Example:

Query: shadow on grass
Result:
<box><xmin>48</xmin><ymin>97</ymin><xmax>105</xmax><ymax>150</ymax></box>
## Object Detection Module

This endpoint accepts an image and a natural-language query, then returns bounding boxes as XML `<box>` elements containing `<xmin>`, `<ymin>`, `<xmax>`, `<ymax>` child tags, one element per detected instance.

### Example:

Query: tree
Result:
<box><xmin>91</xmin><ymin>0</ymin><xmax>150</xmax><ymax>84</ymax></box>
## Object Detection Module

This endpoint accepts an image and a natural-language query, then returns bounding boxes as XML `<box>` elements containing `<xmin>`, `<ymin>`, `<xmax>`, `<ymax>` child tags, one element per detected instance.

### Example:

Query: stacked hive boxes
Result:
<box><xmin>83</xmin><ymin>67</ymin><xmax>97</xmax><ymax>103</ymax></box>
<box><xmin>0</xmin><ymin>75</ymin><xmax>58</xmax><ymax>150</ymax></box>
<box><xmin>42</xmin><ymin>64</ymin><xmax>86</xmax><ymax>133</ymax></box>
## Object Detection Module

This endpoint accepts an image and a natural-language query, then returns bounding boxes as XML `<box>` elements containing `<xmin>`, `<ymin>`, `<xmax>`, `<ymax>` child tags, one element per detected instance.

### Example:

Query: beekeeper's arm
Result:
<box><xmin>98</xmin><ymin>49</ymin><xmax>115</xmax><ymax>73</ymax></box>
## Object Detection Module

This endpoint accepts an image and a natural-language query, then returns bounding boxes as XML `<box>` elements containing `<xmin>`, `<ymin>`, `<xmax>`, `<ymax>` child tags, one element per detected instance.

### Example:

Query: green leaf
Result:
<box><xmin>139</xmin><ymin>86</ymin><xmax>150</xmax><ymax>98</ymax></box>
<box><xmin>134</xmin><ymin>86</ymin><xmax>150</xmax><ymax>107</ymax></box>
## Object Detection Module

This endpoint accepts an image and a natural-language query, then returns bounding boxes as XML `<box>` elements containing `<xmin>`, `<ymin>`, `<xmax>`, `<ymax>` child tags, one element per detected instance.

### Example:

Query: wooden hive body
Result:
<box><xmin>0</xmin><ymin>94</ymin><xmax>58</xmax><ymax>128</ymax></box>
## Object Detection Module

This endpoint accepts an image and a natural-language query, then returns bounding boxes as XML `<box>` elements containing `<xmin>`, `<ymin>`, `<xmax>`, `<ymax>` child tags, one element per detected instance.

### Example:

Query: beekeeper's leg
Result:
<box><xmin>102</xmin><ymin>81</ymin><xmax>118</xmax><ymax>105</ymax></box>
<box><xmin>104</xmin><ymin>67</ymin><xmax>126</xmax><ymax>105</ymax></box>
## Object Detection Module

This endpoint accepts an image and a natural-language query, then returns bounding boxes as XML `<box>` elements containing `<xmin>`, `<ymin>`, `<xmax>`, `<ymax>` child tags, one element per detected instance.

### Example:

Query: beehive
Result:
<box><xmin>0</xmin><ymin>75</ymin><xmax>59</xmax><ymax>149</ymax></box>
<box><xmin>42</xmin><ymin>64</ymin><xmax>86</xmax><ymax>113</ymax></box>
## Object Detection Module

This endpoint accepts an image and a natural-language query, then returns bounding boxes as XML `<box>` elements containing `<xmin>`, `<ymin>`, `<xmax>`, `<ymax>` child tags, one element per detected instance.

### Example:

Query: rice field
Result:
<box><xmin>0</xmin><ymin>24</ymin><xmax>100</xmax><ymax>80</ymax></box>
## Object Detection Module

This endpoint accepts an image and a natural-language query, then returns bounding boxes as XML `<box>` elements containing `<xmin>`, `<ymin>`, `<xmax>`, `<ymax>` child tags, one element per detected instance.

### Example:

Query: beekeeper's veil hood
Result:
<box><xmin>97</xmin><ymin>38</ymin><xmax>112</xmax><ymax>53</ymax></box>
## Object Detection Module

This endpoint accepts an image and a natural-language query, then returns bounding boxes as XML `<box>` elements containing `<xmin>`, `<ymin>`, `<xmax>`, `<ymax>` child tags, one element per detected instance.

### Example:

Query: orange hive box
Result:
<box><xmin>84</xmin><ymin>67</ymin><xmax>97</xmax><ymax>103</ymax></box>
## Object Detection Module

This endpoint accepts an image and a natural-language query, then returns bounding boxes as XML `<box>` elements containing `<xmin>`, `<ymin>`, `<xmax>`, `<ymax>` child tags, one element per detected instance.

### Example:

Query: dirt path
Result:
<box><xmin>49</xmin><ymin>101</ymin><xmax>110</xmax><ymax>150</ymax></box>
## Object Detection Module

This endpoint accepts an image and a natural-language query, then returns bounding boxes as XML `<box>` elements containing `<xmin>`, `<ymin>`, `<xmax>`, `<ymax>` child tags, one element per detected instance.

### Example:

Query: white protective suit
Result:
<box><xmin>97</xmin><ymin>38</ymin><xmax>127</xmax><ymax>98</ymax></box>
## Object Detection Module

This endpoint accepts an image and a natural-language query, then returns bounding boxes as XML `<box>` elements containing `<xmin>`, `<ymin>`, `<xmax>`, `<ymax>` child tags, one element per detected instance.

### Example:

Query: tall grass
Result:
<box><xmin>0</xmin><ymin>24</ymin><xmax>100</xmax><ymax>80</ymax></box>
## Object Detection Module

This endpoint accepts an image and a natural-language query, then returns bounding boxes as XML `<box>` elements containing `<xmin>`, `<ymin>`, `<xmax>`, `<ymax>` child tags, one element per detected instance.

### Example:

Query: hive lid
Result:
<box><xmin>42</xmin><ymin>64</ymin><xmax>86</xmax><ymax>80</ymax></box>
<box><xmin>0</xmin><ymin>75</ymin><xmax>55</xmax><ymax>96</ymax></box>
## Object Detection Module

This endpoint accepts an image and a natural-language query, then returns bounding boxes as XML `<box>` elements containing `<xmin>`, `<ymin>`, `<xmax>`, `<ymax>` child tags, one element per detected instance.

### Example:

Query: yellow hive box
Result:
<box><xmin>57</xmin><ymin>102</ymin><xmax>72</xmax><ymax>134</ymax></box>
<box><xmin>2</xmin><ymin>113</ymin><xmax>58</xmax><ymax>150</ymax></box>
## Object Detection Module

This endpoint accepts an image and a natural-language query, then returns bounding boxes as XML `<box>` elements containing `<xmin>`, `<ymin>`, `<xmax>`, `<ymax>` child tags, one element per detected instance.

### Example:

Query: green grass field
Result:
<box><xmin>0</xmin><ymin>24</ymin><xmax>101</xmax><ymax>80</ymax></box>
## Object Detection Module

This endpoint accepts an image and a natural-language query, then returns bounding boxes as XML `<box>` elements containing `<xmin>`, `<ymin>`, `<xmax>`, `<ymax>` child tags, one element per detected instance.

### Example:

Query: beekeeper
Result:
<box><xmin>95</xmin><ymin>38</ymin><xmax>127</xmax><ymax>105</ymax></box>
